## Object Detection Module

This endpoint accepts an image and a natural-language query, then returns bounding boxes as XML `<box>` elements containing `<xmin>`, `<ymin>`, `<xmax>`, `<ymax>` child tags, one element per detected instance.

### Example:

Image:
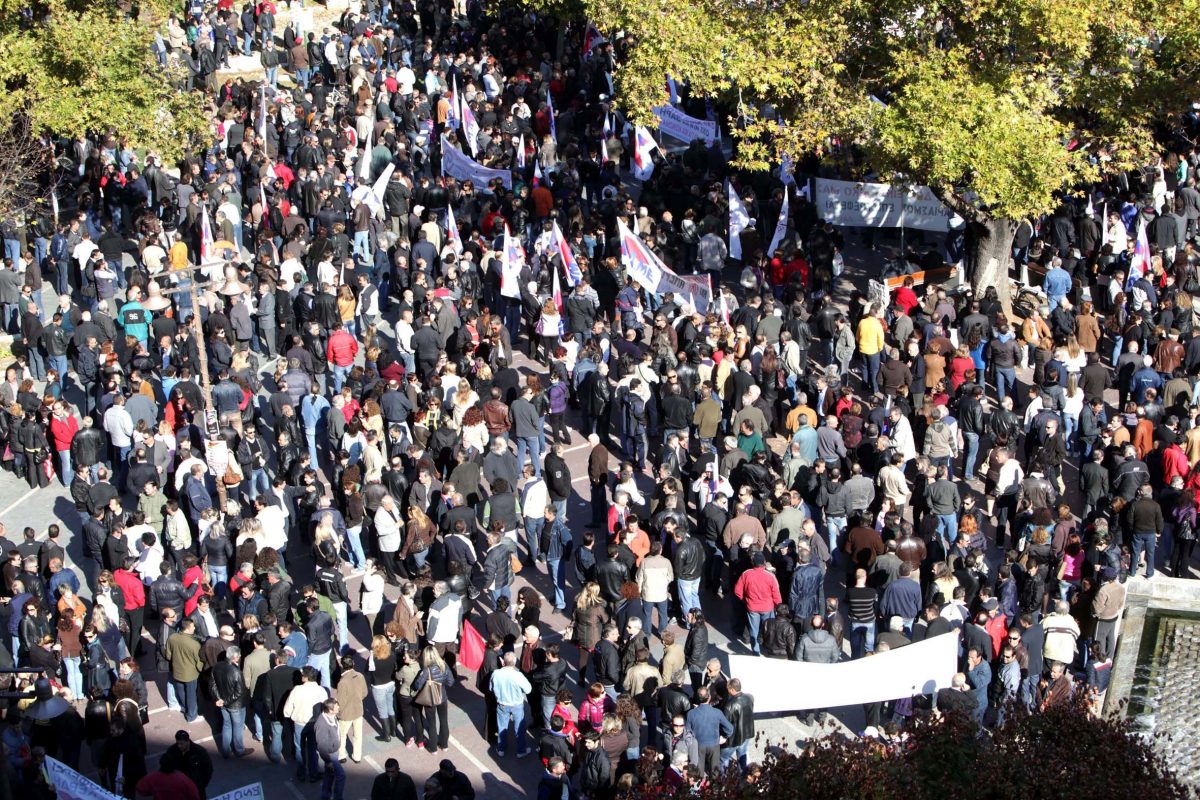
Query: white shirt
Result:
<box><xmin>521</xmin><ymin>478</ymin><xmax>548</xmax><ymax>520</ymax></box>
<box><xmin>73</xmin><ymin>240</ymin><xmax>97</xmax><ymax>269</ymax></box>
<box><xmin>255</xmin><ymin>505</ymin><xmax>288</xmax><ymax>550</ymax></box>
<box><xmin>396</xmin><ymin>67</ymin><xmax>415</xmax><ymax>95</ymax></box>
<box><xmin>103</xmin><ymin>406</ymin><xmax>134</xmax><ymax>447</ymax></box>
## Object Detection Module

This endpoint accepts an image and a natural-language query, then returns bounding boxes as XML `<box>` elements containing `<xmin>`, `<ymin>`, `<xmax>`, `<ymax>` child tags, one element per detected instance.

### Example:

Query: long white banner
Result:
<box><xmin>815</xmin><ymin>178</ymin><xmax>964</xmax><ymax>233</ymax></box>
<box><xmin>618</xmin><ymin>220</ymin><xmax>710</xmax><ymax>312</ymax></box>
<box><xmin>729</xmin><ymin>631</ymin><xmax>958</xmax><ymax>713</ymax></box>
<box><xmin>653</xmin><ymin>105</ymin><xmax>719</xmax><ymax>146</ymax></box>
<box><xmin>440</xmin><ymin>136</ymin><xmax>512</xmax><ymax>193</ymax></box>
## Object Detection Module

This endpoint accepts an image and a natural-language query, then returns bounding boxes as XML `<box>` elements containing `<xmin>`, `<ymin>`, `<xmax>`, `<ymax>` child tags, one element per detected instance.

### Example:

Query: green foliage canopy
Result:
<box><xmin>540</xmin><ymin>0</ymin><xmax>1200</xmax><ymax>219</ymax></box>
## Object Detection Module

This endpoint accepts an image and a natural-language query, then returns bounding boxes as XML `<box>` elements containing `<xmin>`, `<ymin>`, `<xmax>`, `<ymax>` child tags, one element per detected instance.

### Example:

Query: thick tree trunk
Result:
<box><xmin>969</xmin><ymin>216</ymin><xmax>1018</xmax><ymax>316</ymax></box>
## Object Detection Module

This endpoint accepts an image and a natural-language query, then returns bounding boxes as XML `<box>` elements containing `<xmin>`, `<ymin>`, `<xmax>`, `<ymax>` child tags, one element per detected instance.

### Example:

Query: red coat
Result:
<box><xmin>326</xmin><ymin>330</ymin><xmax>359</xmax><ymax>367</ymax></box>
<box><xmin>893</xmin><ymin>285</ymin><xmax>920</xmax><ymax>315</ymax></box>
<box><xmin>48</xmin><ymin>415</ymin><xmax>79</xmax><ymax>453</ymax></box>
<box><xmin>733</xmin><ymin>566</ymin><xmax>782</xmax><ymax>613</ymax></box>
<box><xmin>113</xmin><ymin>568</ymin><xmax>146</xmax><ymax>610</ymax></box>
<box><xmin>1163</xmin><ymin>444</ymin><xmax>1189</xmax><ymax>485</ymax></box>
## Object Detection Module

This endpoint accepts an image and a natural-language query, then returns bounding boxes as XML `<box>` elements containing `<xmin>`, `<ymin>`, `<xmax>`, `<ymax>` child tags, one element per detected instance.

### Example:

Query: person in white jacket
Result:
<box><xmin>636</xmin><ymin>540</ymin><xmax>675</xmax><ymax>637</ymax></box>
<box><xmin>373</xmin><ymin>494</ymin><xmax>403</xmax><ymax>584</ymax></box>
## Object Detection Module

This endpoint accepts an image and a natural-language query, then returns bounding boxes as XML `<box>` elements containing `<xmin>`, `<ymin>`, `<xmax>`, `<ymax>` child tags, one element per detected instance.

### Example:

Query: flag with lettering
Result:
<box><xmin>460</xmin><ymin>91</ymin><xmax>480</xmax><ymax>157</ymax></box>
<box><xmin>552</xmin><ymin>220</ymin><xmax>581</xmax><ymax>286</ymax></box>
<box><xmin>447</xmin><ymin>204</ymin><xmax>463</xmax><ymax>257</ymax></box>
<box><xmin>547</xmin><ymin>88</ymin><xmax>557</xmax><ymax>143</ymax></box>
<box><xmin>552</xmin><ymin>257</ymin><xmax>563</xmax><ymax>315</ymax></box>
<box><xmin>200</xmin><ymin>204</ymin><xmax>215</xmax><ymax>261</ymax></box>
<box><xmin>446</xmin><ymin>77</ymin><xmax>460</xmax><ymax>130</ymax></box>
<box><xmin>1127</xmin><ymin>215</ymin><xmax>1151</xmax><ymax>290</ymax></box>
<box><xmin>501</xmin><ymin>223</ymin><xmax>524</xmax><ymax>299</ymax></box>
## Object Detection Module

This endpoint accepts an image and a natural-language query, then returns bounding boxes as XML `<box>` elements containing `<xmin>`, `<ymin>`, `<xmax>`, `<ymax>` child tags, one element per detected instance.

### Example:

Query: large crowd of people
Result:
<box><xmin>0</xmin><ymin>0</ymin><xmax>1194</xmax><ymax>796</ymax></box>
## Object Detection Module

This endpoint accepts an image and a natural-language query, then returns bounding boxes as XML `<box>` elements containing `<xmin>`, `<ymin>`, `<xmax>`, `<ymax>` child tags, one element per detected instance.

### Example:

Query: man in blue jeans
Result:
<box><xmin>211</xmin><ymin>646</ymin><xmax>255</xmax><ymax>758</ymax></box>
<box><xmin>1128</xmin><ymin>483</ymin><xmax>1164</xmax><ymax>578</ymax></box>
<box><xmin>490</xmin><ymin>651</ymin><xmax>533</xmax><ymax>758</ymax></box>
<box><xmin>313</xmin><ymin>699</ymin><xmax>345</xmax><ymax>800</ymax></box>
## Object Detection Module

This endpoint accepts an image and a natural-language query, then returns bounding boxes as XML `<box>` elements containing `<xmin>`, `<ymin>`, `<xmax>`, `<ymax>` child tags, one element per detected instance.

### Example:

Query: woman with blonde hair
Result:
<box><xmin>337</xmin><ymin>284</ymin><xmax>358</xmax><ymax>338</ymax></box>
<box><xmin>411</xmin><ymin>645</ymin><xmax>453</xmax><ymax>753</ymax></box>
<box><xmin>451</xmin><ymin>378</ymin><xmax>479</xmax><ymax>426</ymax></box>
<box><xmin>571</xmin><ymin>582</ymin><xmax>610</xmax><ymax>673</ymax></box>
<box><xmin>313</xmin><ymin>514</ymin><xmax>342</xmax><ymax>566</ymax></box>
<box><xmin>537</xmin><ymin>297</ymin><xmax>563</xmax><ymax>365</ymax></box>
<box><xmin>401</xmin><ymin>506</ymin><xmax>435</xmax><ymax>574</ymax></box>
<box><xmin>367</xmin><ymin>634</ymin><xmax>398</xmax><ymax>741</ymax></box>
<box><xmin>360</xmin><ymin>399</ymin><xmax>385</xmax><ymax>441</ymax></box>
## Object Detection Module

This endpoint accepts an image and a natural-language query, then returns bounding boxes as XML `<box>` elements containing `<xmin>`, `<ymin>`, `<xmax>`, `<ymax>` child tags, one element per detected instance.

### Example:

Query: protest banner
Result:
<box><xmin>652</xmin><ymin>105</ymin><xmax>719</xmax><ymax>146</ymax></box>
<box><xmin>730</xmin><ymin>632</ymin><xmax>958</xmax><ymax>714</ymax></box>
<box><xmin>440</xmin><ymin>136</ymin><xmax>512</xmax><ymax>192</ymax></box>
<box><xmin>46</xmin><ymin>757</ymin><xmax>123</xmax><ymax>800</ymax></box>
<box><xmin>211</xmin><ymin>783</ymin><xmax>265</xmax><ymax>800</ymax></box>
<box><xmin>814</xmin><ymin>178</ymin><xmax>964</xmax><ymax>233</ymax></box>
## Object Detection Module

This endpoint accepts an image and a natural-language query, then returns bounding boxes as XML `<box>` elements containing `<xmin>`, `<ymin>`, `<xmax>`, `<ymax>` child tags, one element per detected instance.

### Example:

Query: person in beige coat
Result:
<box><xmin>334</xmin><ymin>655</ymin><xmax>369</xmax><ymax>762</ymax></box>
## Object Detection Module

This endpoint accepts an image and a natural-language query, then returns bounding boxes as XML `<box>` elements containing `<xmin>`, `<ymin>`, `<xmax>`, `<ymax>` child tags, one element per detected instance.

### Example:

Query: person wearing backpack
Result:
<box><xmin>621</xmin><ymin>378</ymin><xmax>648</xmax><ymax>471</ymax></box>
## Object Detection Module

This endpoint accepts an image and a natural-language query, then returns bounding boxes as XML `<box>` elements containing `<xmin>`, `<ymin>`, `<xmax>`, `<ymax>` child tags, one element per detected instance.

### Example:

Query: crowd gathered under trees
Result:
<box><xmin>0</xmin><ymin>0</ymin><xmax>1195</xmax><ymax>797</ymax></box>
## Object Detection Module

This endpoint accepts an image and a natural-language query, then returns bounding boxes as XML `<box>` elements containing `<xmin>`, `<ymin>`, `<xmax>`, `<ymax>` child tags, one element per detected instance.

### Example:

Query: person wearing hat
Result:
<box><xmin>160</xmin><ymin>730</ymin><xmax>213</xmax><ymax>800</ymax></box>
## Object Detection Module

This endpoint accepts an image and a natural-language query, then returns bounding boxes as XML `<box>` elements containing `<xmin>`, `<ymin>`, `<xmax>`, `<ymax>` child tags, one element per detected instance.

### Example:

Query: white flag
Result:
<box><xmin>728</xmin><ymin>182</ymin><xmax>750</xmax><ymax>261</ymax></box>
<box><xmin>517</xmin><ymin>134</ymin><xmax>526</xmax><ymax>170</ymax></box>
<box><xmin>461</xmin><ymin>92</ymin><xmax>480</xmax><ymax>157</ymax></box>
<box><xmin>767</xmin><ymin>190</ymin><xmax>789</xmax><ymax>257</ymax></box>
<box><xmin>447</xmin><ymin>204</ymin><xmax>463</xmax><ymax>257</ymax></box>
<box><xmin>358</xmin><ymin>124</ymin><xmax>373</xmax><ymax>182</ymax></box>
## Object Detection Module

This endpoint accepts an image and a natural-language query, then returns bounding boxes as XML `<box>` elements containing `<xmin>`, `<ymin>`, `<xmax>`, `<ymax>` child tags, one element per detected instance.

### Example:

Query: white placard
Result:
<box><xmin>729</xmin><ymin>631</ymin><xmax>959</xmax><ymax>713</ymax></box>
<box><xmin>815</xmin><ymin>178</ymin><xmax>964</xmax><ymax>232</ymax></box>
<box><xmin>440</xmin><ymin>136</ymin><xmax>512</xmax><ymax>192</ymax></box>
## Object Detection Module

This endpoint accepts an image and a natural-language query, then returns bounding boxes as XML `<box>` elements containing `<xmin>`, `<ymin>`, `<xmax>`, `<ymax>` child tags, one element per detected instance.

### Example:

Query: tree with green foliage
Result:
<box><xmin>547</xmin><ymin>0</ymin><xmax>1200</xmax><ymax>304</ymax></box>
<box><xmin>0</xmin><ymin>0</ymin><xmax>206</xmax><ymax>218</ymax></box>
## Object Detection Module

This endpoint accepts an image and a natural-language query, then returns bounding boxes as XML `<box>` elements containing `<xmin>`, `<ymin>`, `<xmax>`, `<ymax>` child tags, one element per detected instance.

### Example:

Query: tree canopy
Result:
<box><xmin>549</xmin><ymin>0</ymin><xmax>1200</xmax><ymax>221</ymax></box>
<box><xmin>0</xmin><ymin>0</ymin><xmax>206</xmax><ymax>216</ymax></box>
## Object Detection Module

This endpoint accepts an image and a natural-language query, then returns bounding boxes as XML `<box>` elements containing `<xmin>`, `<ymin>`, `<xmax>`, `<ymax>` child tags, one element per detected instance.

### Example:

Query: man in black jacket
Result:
<box><xmin>370</xmin><ymin>758</ymin><xmax>418</xmax><ymax>800</ymax></box>
<box><xmin>210</xmin><ymin>646</ymin><xmax>255</xmax><ymax>759</ymax></box>
<box><xmin>543</xmin><ymin>445</ymin><xmax>571</xmax><ymax>521</ymax></box>
<box><xmin>720</xmin><ymin>678</ymin><xmax>755</xmax><ymax>771</ymax></box>
<box><xmin>592</xmin><ymin>625</ymin><xmax>621</xmax><ymax>699</ymax></box>
<box><xmin>958</xmin><ymin>384</ymin><xmax>985</xmax><ymax>481</ymax></box>
<box><xmin>254</xmin><ymin>651</ymin><xmax>299</xmax><ymax>764</ymax></box>
<box><xmin>162</xmin><ymin>731</ymin><xmax>214</xmax><ymax>799</ymax></box>
<box><xmin>683</xmin><ymin>609</ymin><xmax>710</xmax><ymax>692</ymax></box>
<box><xmin>149</xmin><ymin>562</ymin><xmax>190</xmax><ymax>620</ymax></box>
<box><xmin>303</xmin><ymin>596</ymin><xmax>335</xmax><ymax>688</ymax></box>
<box><xmin>672</xmin><ymin>531</ymin><xmax>705</xmax><ymax>626</ymax></box>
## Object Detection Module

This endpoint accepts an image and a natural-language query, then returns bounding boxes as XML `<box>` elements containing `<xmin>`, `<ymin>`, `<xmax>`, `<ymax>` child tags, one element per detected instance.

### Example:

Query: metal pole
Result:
<box><xmin>159</xmin><ymin>266</ymin><xmax>228</xmax><ymax>510</ymax></box>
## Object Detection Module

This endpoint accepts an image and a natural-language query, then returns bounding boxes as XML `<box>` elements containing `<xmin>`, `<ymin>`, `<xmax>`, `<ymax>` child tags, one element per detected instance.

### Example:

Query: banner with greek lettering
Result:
<box><xmin>652</xmin><ymin>105</ymin><xmax>719</xmax><ymax>146</ymax></box>
<box><xmin>815</xmin><ymin>178</ymin><xmax>964</xmax><ymax>233</ymax></box>
<box><xmin>617</xmin><ymin>221</ymin><xmax>709</xmax><ymax>312</ymax></box>
<box><xmin>211</xmin><ymin>783</ymin><xmax>264</xmax><ymax>800</ymax></box>
<box><xmin>440</xmin><ymin>136</ymin><xmax>512</xmax><ymax>192</ymax></box>
<box><xmin>46</xmin><ymin>757</ymin><xmax>123</xmax><ymax>800</ymax></box>
<box><xmin>730</xmin><ymin>631</ymin><xmax>958</xmax><ymax>713</ymax></box>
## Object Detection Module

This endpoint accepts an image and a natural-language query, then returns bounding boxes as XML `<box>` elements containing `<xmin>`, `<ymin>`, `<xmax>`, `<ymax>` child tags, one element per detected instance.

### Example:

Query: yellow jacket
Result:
<box><xmin>857</xmin><ymin>316</ymin><xmax>885</xmax><ymax>355</ymax></box>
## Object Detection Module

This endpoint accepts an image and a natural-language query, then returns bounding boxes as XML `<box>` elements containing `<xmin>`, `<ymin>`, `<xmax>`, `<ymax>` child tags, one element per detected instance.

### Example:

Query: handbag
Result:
<box><xmin>223</xmin><ymin>463</ymin><xmax>241</xmax><ymax>486</ymax></box>
<box><xmin>413</xmin><ymin>669</ymin><xmax>444</xmax><ymax>706</ymax></box>
<box><xmin>510</xmin><ymin>552</ymin><xmax>523</xmax><ymax>574</ymax></box>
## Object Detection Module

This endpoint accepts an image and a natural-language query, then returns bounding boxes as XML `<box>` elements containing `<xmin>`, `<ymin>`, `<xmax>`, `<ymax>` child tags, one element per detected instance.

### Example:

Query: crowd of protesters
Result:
<box><xmin>0</xmin><ymin>0</ymin><xmax>1197</xmax><ymax>796</ymax></box>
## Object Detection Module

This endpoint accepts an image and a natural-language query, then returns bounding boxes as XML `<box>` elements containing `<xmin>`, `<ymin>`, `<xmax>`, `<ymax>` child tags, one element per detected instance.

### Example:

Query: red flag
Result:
<box><xmin>458</xmin><ymin>619</ymin><xmax>486</xmax><ymax>671</ymax></box>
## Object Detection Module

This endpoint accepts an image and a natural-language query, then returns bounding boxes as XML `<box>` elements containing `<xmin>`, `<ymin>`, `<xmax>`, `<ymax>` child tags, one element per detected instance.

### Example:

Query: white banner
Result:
<box><xmin>211</xmin><ymin>783</ymin><xmax>264</xmax><ymax>800</ymax></box>
<box><xmin>730</xmin><ymin>631</ymin><xmax>958</xmax><ymax>713</ymax></box>
<box><xmin>46</xmin><ymin>757</ymin><xmax>123</xmax><ymax>800</ymax></box>
<box><xmin>815</xmin><ymin>178</ymin><xmax>964</xmax><ymax>233</ymax></box>
<box><xmin>440</xmin><ymin>136</ymin><xmax>512</xmax><ymax>192</ymax></box>
<box><xmin>653</xmin><ymin>105</ymin><xmax>719</xmax><ymax>146</ymax></box>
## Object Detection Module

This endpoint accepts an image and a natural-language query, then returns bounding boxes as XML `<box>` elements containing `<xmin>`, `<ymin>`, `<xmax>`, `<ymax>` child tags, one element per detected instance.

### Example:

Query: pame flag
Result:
<box><xmin>551</xmin><ymin>221</ymin><xmax>582</xmax><ymax>286</ymax></box>
<box><xmin>1127</xmin><ymin>216</ymin><xmax>1152</xmax><ymax>289</ymax></box>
